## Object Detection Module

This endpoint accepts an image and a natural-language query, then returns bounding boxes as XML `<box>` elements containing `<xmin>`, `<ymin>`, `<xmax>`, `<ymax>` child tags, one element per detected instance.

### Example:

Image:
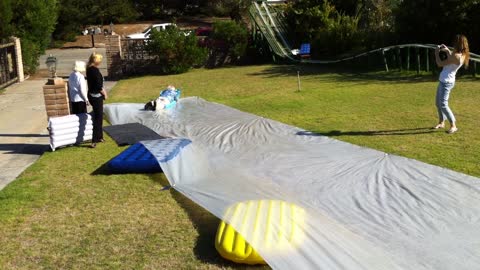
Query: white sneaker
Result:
<box><xmin>433</xmin><ymin>123</ymin><xmax>445</xmax><ymax>129</ymax></box>
<box><xmin>447</xmin><ymin>127</ymin><xmax>458</xmax><ymax>134</ymax></box>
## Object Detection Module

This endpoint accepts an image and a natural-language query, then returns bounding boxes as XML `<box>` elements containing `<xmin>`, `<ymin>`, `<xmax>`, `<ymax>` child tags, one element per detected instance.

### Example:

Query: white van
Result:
<box><xmin>127</xmin><ymin>23</ymin><xmax>176</xmax><ymax>39</ymax></box>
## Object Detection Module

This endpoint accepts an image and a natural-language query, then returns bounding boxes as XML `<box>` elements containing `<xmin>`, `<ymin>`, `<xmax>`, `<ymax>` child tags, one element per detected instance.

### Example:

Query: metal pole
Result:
<box><xmin>297</xmin><ymin>70</ymin><xmax>301</xmax><ymax>92</ymax></box>
<box><xmin>425</xmin><ymin>48</ymin><xmax>429</xmax><ymax>72</ymax></box>
<box><xmin>416</xmin><ymin>48</ymin><xmax>420</xmax><ymax>74</ymax></box>
<box><xmin>472</xmin><ymin>61</ymin><xmax>477</xmax><ymax>78</ymax></box>
<box><xmin>396</xmin><ymin>47</ymin><xmax>402</xmax><ymax>71</ymax></box>
<box><xmin>406</xmin><ymin>47</ymin><xmax>410</xmax><ymax>70</ymax></box>
<box><xmin>91</xmin><ymin>33</ymin><xmax>95</xmax><ymax>48</ymax></box>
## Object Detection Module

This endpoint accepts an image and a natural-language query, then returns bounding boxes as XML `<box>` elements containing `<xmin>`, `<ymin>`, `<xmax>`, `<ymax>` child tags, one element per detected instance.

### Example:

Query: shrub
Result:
<box><xmin>11</xmin><ymin>0</ymin><xmax>58</xmax><ymax>74</ymax></box>
<box><xmin>285</xmin><ymin>0</ymin><xmax>362</xmax><ymax>57</ymax></box>
<box><xmin>0</xmin><ymin>0</ymin><xmax>13</xmax><ymax>39</ymax></box>
<box><xmin>0</xmin><ymin>0</ymin><xmax>57</xmax><ymax>74</ymax></box>
<box><xmin>211</xmin><ymin>20</ymin><xmax>248</xmax><ymax>60</ymax></box>
<box><xmin>146</xmin><ymin>27</ymin><xmax>207</xmax><ymax>74</ymax></box>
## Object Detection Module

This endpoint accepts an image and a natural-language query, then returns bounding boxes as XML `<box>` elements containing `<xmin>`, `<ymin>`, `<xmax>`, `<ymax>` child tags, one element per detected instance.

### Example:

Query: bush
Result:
<box><xmin>285</xmin><ymin>0</ymin><xmax>380</xmax><ymax>56</ymax></box>
<box><xmin>11</xmin><ymin>0</ymin><xmax>58</xmax><ymax>74</ymax></box>
<box><xmin>54</xmin><ymin>0</ymin><xmax>138</xmax><ymax>43</ymax></box>
<box><xmin>211</xmin><ymin>20</ymin><xmax>248</xmax><ymax>60</ymax></box>
<box><xmin>206</xmin><ymin>0</ymin><xmax>250</xmax><ymax>21</ymax></box>
<box><xmin>146</xmin><ymin>27</ymin><xmax>207</xmax><ymax>74</ymax></box>
<box><xmin>0</xmin><ymin>0</ymin><xmax>13</xmax><ymax>39</ymax></box>
<box><xmin>395</xmin><ymin>0</ymin><xmax>480</xmax><ymax>52</ymax></box>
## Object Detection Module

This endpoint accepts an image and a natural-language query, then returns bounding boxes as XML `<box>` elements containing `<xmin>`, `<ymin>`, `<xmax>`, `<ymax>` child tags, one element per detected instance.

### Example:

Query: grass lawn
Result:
<box><xmin>1</xmin><ymin>64</ymin><xmax>479</xmax><ymax>269</ymax></box>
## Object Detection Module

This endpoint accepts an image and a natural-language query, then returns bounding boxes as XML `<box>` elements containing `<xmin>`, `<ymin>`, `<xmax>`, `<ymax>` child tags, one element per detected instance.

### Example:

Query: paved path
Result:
<box><xmin>39</xmin><ymin>48</ymin><xmax>108</xmax><ymax>77</ymax></box>
<box><xmin>0</xmin><ymin>48</ymin><xmax>116</xmax><ymax>190</ymax></box>
<box><xmin>0</xmin><ymin>79</ymin><xmax>49</xmax><ymax>190</ymax></box>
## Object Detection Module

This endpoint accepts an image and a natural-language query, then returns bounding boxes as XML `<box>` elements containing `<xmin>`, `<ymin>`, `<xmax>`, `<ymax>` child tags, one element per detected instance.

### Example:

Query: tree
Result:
<box><xmin>53</xmin><ymin>0</ymin><xmax>86</xmax><ymax>41</ymax></box>
<box><xmin>99</xmin><ymin>0</ymin><xmax>137</xmax><ymax>24</ymax></box>
<box><xmin>133</xmin><ymin>0</ymin><xmax>163</xmax><ymax>19</ymax></box>
<box><xmin>285</xmin><ymin>0</ymin><xmax>362</xmax><ymax>56</ymax></box>
<box><xmin>0</xmin><ymin>0</ymin><xmax>13</xmax><ymax>41</ymax></box>
<box><xmin>395</xmin><ymin>0</ymin><xmax>480</xmax><ymax>52</ymax></box>
<box><xmin>211</xmin><ymin>20</ymin><xmax>248</xmax><ymax>60</ymax></box>
<box><xmin>10</xmin><ymin>0</ymin><xmax>58</xmax><ymax>74</ymax></box>
<box><xmin>207</xmin><ymin>0</ymin><xmax>250</xmax><ymax>22</ymax></box>
<box><xmin>357</xmin><ymin>0</ymin><xmax>398</xmax><ymax>30</ymax></box>
<box><xmin>146</xmin><ymin>27</ymin><xmax>207</xmax><ymax>74</ymax></box>
<box><xmin>357</xmin><ymin>0</ymin><xmax>399</xmax><ymax>49</ymax></box>
<box><xmin>54</xmin><ymin>0</ymin><xmax>137</xmax><ymax>42</ymax></box>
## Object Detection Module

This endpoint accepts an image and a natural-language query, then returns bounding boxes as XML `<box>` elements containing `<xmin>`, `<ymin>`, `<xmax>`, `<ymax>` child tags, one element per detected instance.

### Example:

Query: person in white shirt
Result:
<box><xmin>433</xmin><ymin>35</ymin><xmax>470</xmax><ymax>134</ymax></box>
<box><xmin>68</xmin><ymin>61</ymin><xmax>89</xmax><ymax>114</ymax></box>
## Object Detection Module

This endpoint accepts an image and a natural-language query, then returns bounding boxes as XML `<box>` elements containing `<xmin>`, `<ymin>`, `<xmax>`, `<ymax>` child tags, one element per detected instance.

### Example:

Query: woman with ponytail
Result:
<box><xmin>86</xmin><ymin>52</ymin><xmax>107</xmax><ymax>148</ymax></box>
<box><xmin>433</xmin><ymin>34</ymin><xmax>469</xmax><ymax>134</ymax></box>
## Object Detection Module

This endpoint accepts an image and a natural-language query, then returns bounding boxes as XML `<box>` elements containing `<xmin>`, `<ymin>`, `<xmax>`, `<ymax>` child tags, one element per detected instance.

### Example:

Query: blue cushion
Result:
<box><xmin>108</xmin><ymin>143</ymin><xmax>162</xmax><ymax>173</ymax></box>
<box><xmin>141</xmin><ymin>138</ymin><xmax>192</xmax><ymax>163</ymax></box>
<box><xmin>299</xmin><ymin>43</ymin><xmax>311</xmax><ymax>55</ymax></box>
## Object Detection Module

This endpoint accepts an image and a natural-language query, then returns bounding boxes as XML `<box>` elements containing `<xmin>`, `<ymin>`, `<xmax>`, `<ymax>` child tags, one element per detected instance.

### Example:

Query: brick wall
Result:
<box><xmin>43</xmin><ymin>81</ymin><xmax>70</xmax><ymax>118</ymax></box>
<box><xmin>105</xmin><ymin>35</ymin><xmax>123</xmax><ymax>79</ymax></box>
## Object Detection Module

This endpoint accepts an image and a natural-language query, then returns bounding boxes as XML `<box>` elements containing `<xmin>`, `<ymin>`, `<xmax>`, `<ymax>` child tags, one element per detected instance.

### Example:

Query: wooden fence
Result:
<box><xmin>0</xmin><ymin>42</ymin><xmax>18</xmax><ymax>89</ymax></box>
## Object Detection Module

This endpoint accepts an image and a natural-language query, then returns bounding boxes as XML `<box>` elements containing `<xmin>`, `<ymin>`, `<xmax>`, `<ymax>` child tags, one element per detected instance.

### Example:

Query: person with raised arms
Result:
<box><xmin>433</xmin><ymin>34</ymin><xmax>470</xmax><ymax>134</ymax></box>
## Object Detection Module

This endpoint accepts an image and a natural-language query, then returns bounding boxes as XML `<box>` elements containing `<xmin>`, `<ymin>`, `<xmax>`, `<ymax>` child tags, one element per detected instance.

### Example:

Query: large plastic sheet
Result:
<box><xmin>105</xmin><ymin>97</ymin><xmax>480</xmax><ymax>270</ymax></box>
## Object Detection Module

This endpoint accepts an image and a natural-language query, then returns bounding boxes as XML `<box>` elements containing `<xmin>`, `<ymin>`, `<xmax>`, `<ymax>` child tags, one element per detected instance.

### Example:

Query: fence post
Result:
<box><xmin>415</xmin><ymin>47</ymin><xmax>420</xmax><ymax>74</ymax></box>
<box><xmin>406</xmin><ymin>47</ymin><xmax>410</xmax><ymax>70</ymax></box>
<box><xmin>396</xmin><ymin>47</ymin><xmax>402</xmax><ymax>71</ymax></box>
<box><xmin>392</xmin><ymin>50</ymin><xmax>397</xmax><ymax>70</ymax></box>
<box><xmin>472</xmin><ymin>61</ymin><xmax>477</xmax><ymax>78</ymax></box>
<box><xmin>105</xmin><ymin>35</ymin><xmax>123</xmax><ymax>79</ymax></box>
<box><xmin>425</xmin><ymin>48</ymin><xmax>429</xmax><ymax>72</ymax></box>
<box><xmin>12</xmin><ymin>37</ymin><xmax>24</xmax><ymax>82</ymax></box>
<box><xmin>382</xmin><ymin>49</ymin><xmax>389</xmax><ymax>72</ymax></box>
<box><xmin>366</xmin><ymin>53</ymin><xmax>370</xmax><ymax>70</ymax></box>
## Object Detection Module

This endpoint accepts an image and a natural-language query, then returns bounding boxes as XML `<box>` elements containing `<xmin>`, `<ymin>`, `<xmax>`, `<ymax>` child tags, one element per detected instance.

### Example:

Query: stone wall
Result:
<box><xmin>43</xmin><ymin>80</ymin><xmax>70</xmax><ymax>118</ymax></box>
<box><xmin>105</xmin><ymin>35</ymin><xmax>123</xmax><ymax>79</ymax></box>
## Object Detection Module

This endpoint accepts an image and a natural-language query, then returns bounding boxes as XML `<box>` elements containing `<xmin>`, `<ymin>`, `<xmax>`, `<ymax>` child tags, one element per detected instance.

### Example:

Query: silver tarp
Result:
<box><xmin>105</xmin><ymin>97</ymin><xmax>480</xmax><ymax>270</ymax></box>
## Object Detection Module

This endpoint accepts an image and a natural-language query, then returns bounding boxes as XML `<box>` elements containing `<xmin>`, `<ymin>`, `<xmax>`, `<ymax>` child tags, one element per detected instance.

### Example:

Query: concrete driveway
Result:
<box><xmin>0</xmin><ymin>48</ymin><xmax>115</xmax><ymax>191</ymax></box>
<box><xmin>0</xmin><ymin>79</ymin><xmax>49</xmax><ymax>190</ymax></box>
<box><xmin>39</xmin><ymin>48</ymin><xmax>108</xmax><ymax>77</ymax></box>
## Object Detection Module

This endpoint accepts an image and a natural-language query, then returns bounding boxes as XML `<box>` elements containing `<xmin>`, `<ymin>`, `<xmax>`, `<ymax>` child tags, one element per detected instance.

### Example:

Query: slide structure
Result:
<box><xmin>249</xmin><ymin>1</ymin><xmax>480</xmax><ymax>72</ymax></box>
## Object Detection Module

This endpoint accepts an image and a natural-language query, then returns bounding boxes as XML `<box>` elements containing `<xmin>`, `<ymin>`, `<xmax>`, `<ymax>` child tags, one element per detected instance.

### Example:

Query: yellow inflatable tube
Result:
<box><xmin>215</xmin><ymin>200</ymin><xmax>305</xmax><ymax>265</ymax></box>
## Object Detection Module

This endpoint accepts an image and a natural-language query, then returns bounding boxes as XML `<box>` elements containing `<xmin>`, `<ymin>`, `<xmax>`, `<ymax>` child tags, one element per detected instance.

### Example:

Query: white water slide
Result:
<box><xmin>105</xmin><ymin>98</ymin><xmax>480</xmax><ymax>270</ymax></box>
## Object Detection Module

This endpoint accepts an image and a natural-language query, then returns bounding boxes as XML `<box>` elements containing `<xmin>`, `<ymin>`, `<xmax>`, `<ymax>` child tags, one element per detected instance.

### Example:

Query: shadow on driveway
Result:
<box><xmin>0</xmin><ymin>143</ymin><xmax>49</xmax><ymax>155</ymax></box>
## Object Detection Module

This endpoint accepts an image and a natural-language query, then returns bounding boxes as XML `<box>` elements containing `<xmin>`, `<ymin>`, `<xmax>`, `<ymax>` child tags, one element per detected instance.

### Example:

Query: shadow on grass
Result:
<box><xmin>297</xmin><ymin>127</ymin><xmax>437</xmax><ymax>137</ymax></box>
<box><xmin>247</xmin><ymin>64</ymin><xmax>438</xmax><ymax>84</ymax></box>
<box><xmin>91</xmin><ymin>161</ymin><xmax>111</xmax><ymax>175</ymax></box>
<box><xmin>90</xmin><ymin>162</ymin><xmax>164</xmax><ymax>177</ymax></box>
<box><xmin>149</xmin><ymin>173</ymin><xmax>270</xmax><ymax>269</ymax></box>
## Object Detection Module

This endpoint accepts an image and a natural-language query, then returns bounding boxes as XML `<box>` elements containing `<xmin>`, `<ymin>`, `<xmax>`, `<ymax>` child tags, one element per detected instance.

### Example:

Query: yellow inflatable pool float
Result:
<box><xmin>215</xmin><ymin>200</ymin><xmax>305</xmax><ymax>265</ymax></box>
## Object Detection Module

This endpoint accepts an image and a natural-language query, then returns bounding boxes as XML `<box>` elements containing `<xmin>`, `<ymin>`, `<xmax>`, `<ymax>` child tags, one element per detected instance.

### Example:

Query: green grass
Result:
<box><xmin>1</xmin><ymin>65</ymin><xmax>479</xmax><ymax>269</ymax></box>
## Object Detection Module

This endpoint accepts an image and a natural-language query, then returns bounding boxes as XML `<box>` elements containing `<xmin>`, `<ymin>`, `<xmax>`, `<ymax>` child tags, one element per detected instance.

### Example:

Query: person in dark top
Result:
<box><xmin>86</xmin><ymin>52</ymin><xmax>108</xmax><ymax>148</ymax></box>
